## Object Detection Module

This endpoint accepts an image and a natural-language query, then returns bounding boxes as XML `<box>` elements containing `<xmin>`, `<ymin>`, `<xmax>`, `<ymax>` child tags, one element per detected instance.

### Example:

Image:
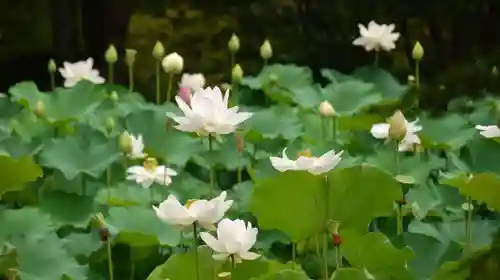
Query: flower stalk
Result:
<box><xmin>48</xmin><ymin>59</ymin><xmax>56</xmax><ymax>90</ymax></box>
<box><xmin>166</xmin><ymin>73</ymin><xmax>174</xmax><ymax>103</ymax></box>
<box><xmin>193</xmin><ymin>223</ymin><xmax>201</xmax><ymax>280</ymax></box>
<box><xmin>395</xmin><ymin>141</ymin><xmax>403</xmax><ymax>236</ymax></box>
<box><xmin>209</xmin><ymin>133</ymin><xmax>216</xmax><ymax>194</ymax></box>
<box><xmin>107</xmin><ymin>239</ymin><xmax>114</xmax><ymax>280</ymax></box>
<box><xmin>464</xmin><ymin>197</ymin><xmax>473</xmax><ymax>255</ymax></box>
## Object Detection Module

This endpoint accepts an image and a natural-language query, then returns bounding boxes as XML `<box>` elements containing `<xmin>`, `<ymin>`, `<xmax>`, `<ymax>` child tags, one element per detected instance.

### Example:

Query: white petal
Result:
<box><xmin>476</xmin><ymin>125</ymin><xmax>500</xmax><ymax>138</ymax></box>
<box><xmin>295</xmin><ymin>156</ymin><xmax>317</xmax><ymax>171</ymax></box>
<box><xmin>269</xmin><ymin>156</ymin><xmax>297</xmax><ymax>172</ymax></box>
<box><xmin>238</xmin><ymin>251</ymin><xmax>260</xmax><ymax>260</ymax></box>
<box><xmin>370</xmin><ymin>123</ymin><xmax>390</xmax><ymax>139</ymax></box>
<box><xmin>212</xmin><ymin>253</ymin><xmax>230</xmax><ymax>261</ymax></box>
<box><xmin>200</xmin><ymin>232</ymin><xmax>225</xmax><ymax>253</ymax></box>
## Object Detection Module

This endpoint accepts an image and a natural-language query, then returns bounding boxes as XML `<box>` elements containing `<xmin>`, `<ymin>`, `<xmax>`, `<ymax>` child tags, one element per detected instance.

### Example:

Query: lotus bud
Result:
<box><xmin>218</xmin><ymin>272</ymin><xmax>232</xmax><ymax>280</ymax></box>
<box><xmin>34</xmin><ymin>100</ymin><xmax>45</xmax><ymax>117</ymax></box>
<box><xmin>387</xmin><ymin>110</ymin><xmax>407</xmax><ymax>140</ymax></box>
<box><xmin>260</xmin><ymin>39</ymin><xmax>273</xmax><ymax>60</ymax></box>
<box><xmin>493</xmin><ymin>66</ymin><xmax>498</xmax><ymax>76</ymax></box>
<box><xmin>232</xmin><ymin>64</ymin><xmax>243</xmax><ymax>82</ymax></box>
<box><xmin>319</xmin><ymin>101</ymin><xmax>335</xmax><ymax>118</ymax></box>
<box><xmin>105</xmin><ymin>117</ymin><xmax>115</xmax><ymax>132</ymax></box>
<box><xmin>152</xmin><ymin>41</ymin><xmax>165</xmax><ymax>60</ymax></box>
<box><xmin>461</xmin><ymin>202</ymin><xmax>474</xmax><ymax>212</ymax></box>
<box><xmin>407</xmin><ymin>75</ymin><xmax>415</xmax><ymax>86</ymax></box>
<box><xmin>48</xmin><ymin>59</ymin><xmax>57</xmax><ymax>73</ymax></box>
<box><xmin>105</xmin><ymin>44</ymin><xmax>118</xmax><ymax>64</ymax></box>
<box><xmin>125</xmin><ymin>49</ymin><xmax>137</xmax><ymax>67</ymax></box>
<box><xmin>94</xmin><ymin>213</ymin><xmax>107</xmax><ymax>229</ymax></box>
<box><xmin>228</xmin><ymin>33</ymin><xmax>240</xmax><ymax>54</ymax></box>
<box><xmin>162</xmin><ymin>52</ymin><xmax>184</xmax><ymax>74</ymax></box>
<box><xmin>268</xmin><ymin>73</ymin><xmax>278</xmax><ymax>85</ymax></box>
<box><xmin>109</xmin><ymin>91</ymin><xmax>119</xmax><ymax>102</ymax></box>
<box><xmin>412</xmin><ymin>41</ymin><xmax>424</xmax><ymax>61</ymax></box>
<box><xmin>178</xmin><ymin>87</ymin><xmax>192</xmax><ymax>104</ymax></box>
<box><xmin>118</xmin><ymin>131</ymin><xmax>133</xmax><ymax>154</ymax></box>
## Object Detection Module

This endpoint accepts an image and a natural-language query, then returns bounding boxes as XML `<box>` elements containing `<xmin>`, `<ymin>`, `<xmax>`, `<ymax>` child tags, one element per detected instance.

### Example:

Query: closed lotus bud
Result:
<box><xmin>232</xmin><ymin>64</ymin><xmax>243</xmax><ymax>82</ymax></box>
<box><xmin>109</xmin><ymin>91</ymin><xmax>118</xmax><ymax>102</ymax></box>
<box><xmin>493</xmin><ymin>66</ymin><xmax>498</xmax><ymax>76</ymax></box>
<box><xmin>407</xmin><ymin>75</ymin><xmax>415</xmax><ymax>86</ymax></box>
<box><xmin>153</xmin><ymin>41</ymin><xmax>165</xmax><ymax>60</ymax></box>
<box><xmin>105</xmin><ymin>44</ymin><xmax>118</xmax><ymax>64</ymax></box>
<box><xmin>228</xmin><ymin>33</ymin><xmax>240</xmax><ymax>54</ymax></box>
<box><xmin>48</xmin><ymin>59</ymin><xmax>57</xmax><ymax>73</ymax></box>
<box><xmin>319</xmin><ymin>101</ymin><xmax>335</xmax><ymax>117</ymax></box>
<box><xmin>387</xmin><ymin>110</ymin><xmax>407</xmax><ymax>140</ymax></box>
<box><xmin>162</xmin><ymin>52</ymin><xmax>184</xmax><ymax>74</ymax></box>
<box><xmin>94</xmin><ymin>213</ymin><xmax>107</xmax><ymax>229</ymax></box>
<box><xmin>105</xmin><ymin>117</ymin><xmax>115</xmax><ymax>132</ymax></box>
<box><xmin>260</xmin><ymin>39</ymin><xmax>273</xmax><ymax>60</ymax></box>
<box><xmin>119</xmin><ymin>131</ymin><xmax>133</xmax><ymax>154</ymax></box>
<box><xmin>412</xmin><ymin>41</ymin><xmax>424</xmax><ymax>61</ymax></box>
<box><xmin>34</xmin><ymin>100</ymin><xmax>45</xmax><ymax>117</ymax></box>
<box><xmin>268</xmin><ymin>73</ymin><xmax>278</xmax><ymax>85</ymax></box>
<box><xmin>125</xmin><ymin>49</ymin><xmax>137</xmax><ymax>67</ymax></box>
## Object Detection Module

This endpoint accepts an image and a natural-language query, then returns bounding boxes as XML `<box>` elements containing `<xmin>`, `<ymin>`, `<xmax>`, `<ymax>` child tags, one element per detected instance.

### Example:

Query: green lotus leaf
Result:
<box><xmin>441</xmin><ymin>172</ymin><xmax>500</xmax><ymax>211</ymax></box>
<box><xmin>419</xmin><ymin>114</ymin><xmax>476</xmax><ymax>150</ymax></box>
<box><xmin>330</xmin><ymin>268</ymin><xmax>373</xmax><ymax>280</ymax></box>
<box><xmin>243</xmin><ymin>105</ymin><xmax>303</xmax><ymax>141</ymax></box>
<box><xmin>0</xmin><ymin>154</ymin><xmax>42</xmax><ymax>197</ymax></box>
<box><xmin>352</xmin><ymin>66</ymin><xmax>408</xmax><ymax>102</ymax></box>
<box><xmin>255</xmin><ymin>269</ymin><xmax>310</xmax><ymax>279</ymax></box>
<box><xmin>342</xmin><ymin>231</ymin><xmax>415</xmax><ymax>280</ymax></box>
<box><xmin>106</xmin><ymin>206</ymin><xmax>181</xmax><ymax>247</ymax></box>
<box><xmin>38</xmin><ymin>191</ymin><xmax>94</xmax><ymax>228</ymax></box>
<box><xmin>39</xmin><ymin>132</ymin><xmax>121</xmax><ymax>180</ymax></box>
<box><xmin>323</xmin><ymin>79</ymin><xmax>382</xmax><ymax>116</ymax></box>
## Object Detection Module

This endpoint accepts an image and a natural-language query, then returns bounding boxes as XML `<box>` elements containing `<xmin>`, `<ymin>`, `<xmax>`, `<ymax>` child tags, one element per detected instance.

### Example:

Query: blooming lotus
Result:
<box><xmin>370</xmin><ymin>111</ymin><xmax>422</xmax><ymax>152</ymax></box>
<box><xmin>200</xmin><ymin>218</ymin><xmax>260</xmax><ymax>261</ymax></box>
<box><xmin>353</xmin><ymin>21</ymin><xmax>400</xmax><ymax>52</ymax></box>
<box><xmin>167</xmin><ymin>86</ymin><xmax>253</xmax><ymax>136</ymax></box>
<box><xmin>476</xmin><ymin>125</ymin><xmax>500</xmax><ymax>138</ymax></box>
<box><xmin>270</xmin><ymin>148</ymin><xmax>343</xmax><ymax>175</ymax></box>
<box><xmin>59</xmin><ymin>58</ymin><xmax>105</xmax><ymax>88</ymax></box>
<box><xmin>126</xmin><ymin>157</ymin><xmax>177</xmax><ymax>188</ymax></box>
<box><xmin>153</xmin><ymin>192</ymin><xmax>233</xmax><ymax>228</ymax></box>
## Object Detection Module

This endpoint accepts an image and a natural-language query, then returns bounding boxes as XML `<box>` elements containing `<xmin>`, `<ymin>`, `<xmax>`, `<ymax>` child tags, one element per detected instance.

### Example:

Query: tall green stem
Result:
<box><xmin>415</xmin><ymin>62</ymin><xmax>420</xmax><ymax>108</ymax></box>
<box><xmin>107</xmin><ymin>240</ymin><xmax>114</xmax><ymax>280</ymax></box>
<box><xmin>291</xmin><ymin>242</ymin><xmax>296</xmax><ymax>269</ymax></box>
<box><xmin>230</xmin><ymin>254</ymin><xmax>236</xmax><ymax>275</ymax></box>
<box><xmin>323</xmin><ymin>176</ymin><xmax>330</xmax><ymax>279</ymax></box>
<box><xmin>49</xmin><ymin>72</ymin><xmax>55</xmax><ymax>90</ymax></box>
<box><xmin>464</xmin><ymin>196</ymin><xmax>473</xmax><ymax>254</ymax></box>
<box><xmin>395</xmin><ymin>141</ymin><xmax>403</xmax><ymax>235</ymax></box>
<box><xmin>128</xmin><ymin>65</ymin><xmax>134</xmax><ymax>92</ymax></box>
<box><xmin>374</xmin><ymin>52</ymin><xmax>380</xmax><ymax>67</ymax></box>
<box><xmin>208</xmin><ymin>134</ymin><xmax>216</xmax><ymax>193</ymax></box>
<box><xmin>108</xmin><ymin>65</ymin><xmax>114</xmax><ymax>84</ymax></box>
<box><xmin>106</xmin><ymin>166</ymin><xmax>112</xmax><ymax>204</ymax></box>
<box><xmin>155</xmin><ymin>61</ymin><xmax>161</xmax><ymax>104</ymax></box>
<box><xmin>335</xmin><ymin>246</ymin><xmax>342</xmax><ymax>269</ymax></box>
<box><xmin>193</xmin><ymin>223</ymin><xmax>201</xmax><ymax>280</ymax></box>
<box><xmin>322</xmin><ymin>233</ymin><xmax>329</xmax><ymax>280</ymax></box>
<box><xmin>166</xmin><ymin>73</ymin><xmax>174</xmax><ymax>103</ymax></box>
<box><xmin>332</xmin><ymin>117</ymin><xmax>337</xmax><ymax>142</ymax></box>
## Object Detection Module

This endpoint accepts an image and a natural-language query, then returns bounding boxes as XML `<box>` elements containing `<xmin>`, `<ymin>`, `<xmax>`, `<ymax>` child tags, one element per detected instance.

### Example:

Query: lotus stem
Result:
<box><xmin>322</xmin><ymin>176</ymin><xmax>330</xmax><ymax>279</ymax></box>
<box><xmin>395</xmin><ymin>141</ymin><xmax>403</xmax><ymax>235</ymax></box>
<box><xmin>193</xmin><ymin>223</ymin><xmax>201</xmax><ymax>280</ymax></box>
<box><xmin>465</xmin><ymin>196</ymin><xmax>473</xmax><ymax>254</ymax></box>
<box><xmin>374</xmin><ymin>52</ymin><xmax>380</xmax><ymax>67</ymax></box>
<box><xmin>166</xmin><ymin>73</ymin><xmax>174</xmax><ymax>103</ymax></box>
<box><xmin>107</xmin><ymin>240</ymin><xmax>114</xmax><ymax>280</ymax></box>
<box><xmin>49</xmin><ymin>72</ymin><xmax>55</xmax><ymax>91</ymax></box>
<box><xmin>335</xmin><ymin>246</ymin><xmax>342</xmax><ymax>269</ymax></box>
<box><xmin>322</xmin><ymin>233</ymin><xmax>329</xmax><ymax>280</ymax></box>
<box><xmin>209</xmin><ymin>133</ymin><xmax>216</xmax><ymax>193</ymax></box>
<box><xmin>108</xmin><ymin>64</ymin><xmax>114</xmax><ymax>84</ymax></box>
<box><xmin>106</xmin><ymin>166</ymin><xmax>112</xmax><ymax>204</ymax></box>
<box><xmin>332</xmin><ymin>116</ymin><xmax>338</xmax><ymax>142</ymax></box>
<box><xmin>291</xmin><ymin>242</ymin><xmax>296</xmax><ymax>269</ymax></box>
<box><xmin>230</xmin><ymin>254</ymin><xmax>236</xmax><ymax>275</ymax></box>
<box><xmin>155</xmin><ymin>61</ymin><xmax>161</xmax><ymax>104</ymax></box>
<box><xmin>415</xmin><ymin>62</ymin><xmax>421</xmax><ymax>108</ymax></box>
<box><xmin>128</xmin><ymin>65</ymin><xmax>134</xmax><ymax>92</ymax></box>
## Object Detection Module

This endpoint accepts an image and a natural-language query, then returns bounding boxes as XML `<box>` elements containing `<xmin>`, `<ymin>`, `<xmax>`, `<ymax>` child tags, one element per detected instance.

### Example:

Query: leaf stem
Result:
<box><xmin>107</xmin><ymin>240</ymin><xmax>114</xmax><ymax>280</ymax></box>
<box><xmin>193</xmin><ymin>223</ymin><xmax>201</xmax><ymax>280</ymax></box>
<box><xmin>465</xmin><ymin>196</ymin><xmax>473</xmax><ymax>254</ymax></box>
<box><xmin>155</xmin><ymin>61</ymin><xmax>161</xmax><ymax>104</ymax></box>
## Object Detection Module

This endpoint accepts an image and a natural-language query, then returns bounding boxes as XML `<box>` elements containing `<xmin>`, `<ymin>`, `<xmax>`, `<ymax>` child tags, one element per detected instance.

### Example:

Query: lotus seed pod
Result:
<box><xmin>260</xmin><ymin>39</ymin><xmax>273</xmax><ymax>60</ymax></box>
<box><xmin>162</xmin><ymin>52</ymin><xmax>184</xmax><ymax>74</ymax></box>
<box><xmin>387</xmin><ymin>110</ymin><xmax>407</xmax><ymax>140</ymax></box>
<box><xmin>34</xmin><ymin>100</ymin><xmax>45</xmax><ymax>117</ymax></box>
<box><xmin>319</xmin><ymin>101</ymin><xmax>335</xmax><ymax>118</ymax></box>
<box><xmin>48</xmin><ymin>59</ymin><xmax>57</xmax><ymax>73</ymax></box>
<box><xmin>125</xmin><ymin>49</ymin><xmax>137</xmax><ymax>67</ymax></box>
<box><xmin>119</xmin><ymin>131</ymin><xmax>133</xmax><ymax>154</ymax></box>
<box><xmin>228</xmin><ymin>33</ymin><xmax>240</xmax><ymax>54</ymax></box>
<box><xmin>105</xmin><ymin>44</ymin><xmax>118</xmax><ymax>64</ymax></box>
<box><xmin>153</xmin><ymin>41</ymin><xmax>165</xmax><ymax>60</ymax></box>
<box><xmin>232</xmin><ymin>64</ymin><xmax>243</xmax><ymax>82</ymax></box>
<box><xmin>412</xmin><ymin>41</ymin><xmax>424</xmax><ymax>61</ymax></box>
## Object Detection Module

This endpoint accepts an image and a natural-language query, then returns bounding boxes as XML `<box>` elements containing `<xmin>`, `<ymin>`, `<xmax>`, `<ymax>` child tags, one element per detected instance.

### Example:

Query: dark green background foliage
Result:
<box><xmin>1</xmin><ymin>0</ymin><xmax>500</xmax><ymax>108</ymax></box>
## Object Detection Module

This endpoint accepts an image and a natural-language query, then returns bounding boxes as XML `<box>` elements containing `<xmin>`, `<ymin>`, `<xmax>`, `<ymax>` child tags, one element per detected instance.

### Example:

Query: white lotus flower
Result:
<box><xmin>370</xmin><ymin>114</ymin><xmax>422</xmax><ymax>152</ymax></box>
<box><xmin>270</xmin><ymin>148</ymin><xmax>343</xmax><ymax>175</ymax></box>
<box><xmin>153</xmin><ymin>192</ymin><xmax>233</xmax><ymax>228</ymax></box>
<box><xmin>179</xmin><ymin>73</ymin><xmax>206</xmax><ymax>92</ymax></box>
<box><xmin>126</xmin><ymin>158</ymin><xmax>177</xmax><ymax>188</ymax></box>
<box><xmin>200</xmin><ymin>218</ymin><xmax>260</xmax><ymax>261</ymax></box>
<box><xmin>353</xmin><ymin>21</ymin><xmax>400</xmax><ymax>52</ymax></box>
<box><xmin>167</xmin><ymin>86</ymin><xmax>253</xmax><ymax>136</ymax></box>
<box><xmin>476</xmin><ymin>125</ymin><xmax>500</xmax><ymax>138</ymax></box>
<box><xmin>58</xmin><ymin>58</ymin><xmax>105</xmax><ymax>88</ymax></box>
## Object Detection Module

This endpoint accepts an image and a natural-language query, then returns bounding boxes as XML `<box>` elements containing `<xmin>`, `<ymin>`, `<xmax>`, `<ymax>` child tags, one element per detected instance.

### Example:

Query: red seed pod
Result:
<box><xmin>396</xmin><ymin>199</ymin><xmax>408</xmax><ymax>206</ymax></box>
<box><xmin>332</xmin><ymin>233</ymin><xmax>343</xmax><ymax>247</ymax></box>
<box><xmin>99</xmin><ymin>227</ymin><xmax>110</xmax><ymax>242</ymax></box>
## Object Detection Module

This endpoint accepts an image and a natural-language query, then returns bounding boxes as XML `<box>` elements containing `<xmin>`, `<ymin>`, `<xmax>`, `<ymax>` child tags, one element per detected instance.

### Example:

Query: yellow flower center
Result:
<box><xmin>143</xmin><ymin>157</ymin><xmax>158</xmax><ymax>172</ymax></box>
<box><xmin>185</xmin><ymin>199</ymin><xmax>197</xmax><ymax>208</ymax></box>
<box><xmin>296</xmin><ymin>148</ymin><xmax>312</xmax><ymax>158</ymax></box>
